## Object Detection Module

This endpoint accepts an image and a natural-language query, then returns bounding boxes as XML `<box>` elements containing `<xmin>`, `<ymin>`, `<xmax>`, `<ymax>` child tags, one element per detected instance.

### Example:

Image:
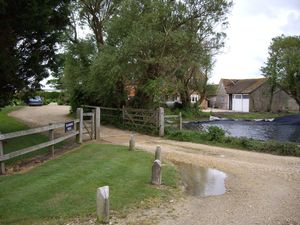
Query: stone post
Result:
<box><xmin>155</xmin><ymin>146</ymin><xmax>161</xmax><ymax>161</ymax></box>
<box><xmin>151</xmin><ymin>159</ymin><xmax>162</xmax><ymax>185</ymax></box>
<box><xmin>96</xmin><ymin>186</ymin><xmax>109</xmax><ymax>223</ymax></box>
<box><xmin>129</xmin><ymin>134</ymin><xmax>135</xmax><ymax>151</ymax></box>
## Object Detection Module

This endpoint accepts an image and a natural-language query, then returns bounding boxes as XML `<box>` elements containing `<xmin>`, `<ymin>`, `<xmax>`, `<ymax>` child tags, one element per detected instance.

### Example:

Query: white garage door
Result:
<box><xmin>232</xmin><ymin>94</ymin><xmax>249</xmax><ymax>112</ymax></box>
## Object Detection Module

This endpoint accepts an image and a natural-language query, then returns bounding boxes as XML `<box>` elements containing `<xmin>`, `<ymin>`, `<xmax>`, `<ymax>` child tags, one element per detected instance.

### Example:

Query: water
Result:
<box><xmin>175</xmin><ymin>162</ymin><xmax>227</xmax><ymax>197</ymax></box>
<box><xmin>185</xmin><ymin>120</ymin><xmax>300</xmax><ymax>143</ymax></box>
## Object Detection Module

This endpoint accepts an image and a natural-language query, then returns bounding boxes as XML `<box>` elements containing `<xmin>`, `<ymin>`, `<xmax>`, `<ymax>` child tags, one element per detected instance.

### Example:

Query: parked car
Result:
<box><xmin>27</xmin><ymin>96</ymin><xmax>43</xmax><ymax>106</ymax></box>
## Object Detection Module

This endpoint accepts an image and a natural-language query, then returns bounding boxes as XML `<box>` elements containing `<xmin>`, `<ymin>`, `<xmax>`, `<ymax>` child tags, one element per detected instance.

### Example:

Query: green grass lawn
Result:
<box><xmin>0</xmin><ymin>144</ymin><xmax>178</xmax><ymax>225</ymax></box>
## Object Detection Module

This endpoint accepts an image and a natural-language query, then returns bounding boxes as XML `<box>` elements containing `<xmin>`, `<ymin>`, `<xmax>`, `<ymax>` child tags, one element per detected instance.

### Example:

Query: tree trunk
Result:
<box><xmin>180</xmin><ymin>90</ymin><xmax>190</xmax><ymax>109</ymax></box>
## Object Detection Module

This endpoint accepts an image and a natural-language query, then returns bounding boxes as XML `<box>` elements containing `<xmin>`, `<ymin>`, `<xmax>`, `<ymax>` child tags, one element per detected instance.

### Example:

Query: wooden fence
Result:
<box><xmin>0</xmin><ymin>108</ymin><xmax>85</xmax><ymax>175</ymax></box>
<box><xmin>83</xmin><ymin>106</ymin><xmax>165</xmax><ymax>137</ymax></box>
<box><xmin>164</xmin><ymin>112</ymin><xmax>182</xmax><ymax>130</ymax></box>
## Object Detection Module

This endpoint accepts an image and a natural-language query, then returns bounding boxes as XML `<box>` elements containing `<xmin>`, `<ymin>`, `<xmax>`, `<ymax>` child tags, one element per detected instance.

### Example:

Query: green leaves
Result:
<box><xmin>262</xmin><ymin>35</ymin><xmax>300</xmax><ymax>110</ymax></box>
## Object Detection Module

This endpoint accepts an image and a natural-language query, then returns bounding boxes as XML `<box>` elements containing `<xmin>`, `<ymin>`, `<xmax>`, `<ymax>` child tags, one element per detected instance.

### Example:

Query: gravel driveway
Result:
<box><xmin>9</xmin><ymin>104</ymin><xmax>300</xmax><ymax>225</ymax></box>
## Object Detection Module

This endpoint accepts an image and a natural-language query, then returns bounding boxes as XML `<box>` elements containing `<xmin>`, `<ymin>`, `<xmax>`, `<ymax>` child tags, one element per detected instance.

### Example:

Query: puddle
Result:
<box><xmin>175</xmin><ymin>162</ymin><xmax>227</xmax><ymax>197</ymax></box>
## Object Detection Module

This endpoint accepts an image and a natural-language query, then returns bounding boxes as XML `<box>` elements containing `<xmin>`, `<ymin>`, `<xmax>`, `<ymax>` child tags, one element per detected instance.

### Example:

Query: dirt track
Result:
<box><xmin>10</xmin><ymin>105</ymin><xmax>300</xmax><ymax>225</ymax></box>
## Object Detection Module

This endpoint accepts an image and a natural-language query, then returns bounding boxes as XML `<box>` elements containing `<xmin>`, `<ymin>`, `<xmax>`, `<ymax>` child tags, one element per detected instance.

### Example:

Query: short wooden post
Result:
<box><xmin>96</xmin><ymin>186</ymin><xmax>109</xmax><ymax>223</ymax></box>
<box><xmin>178</xmin><ymin>112</ymin><xmax>182</xmax><ymax>130</ymax></box>
<box><xmin>0</xmin><ymin>132</ymin><xmax>5</xmax><ymax>175</ymax></box>
<box><xmin>129</xmin><ymin>134</ymin><xmax>135</xmax><ymax>151</ymax></box>
<box><xmin>158</xmin><ymin>107</ymin><xmax>164</xmax><ymax>137</ymax></box>
<box><xmin>48</xmin><ymin>123</ymin><xmax>54</xmax><ymax>158</ymax></box>
<box><xmin>155</xmin><ymin>146</ymin><xmax>161</xmax><ymax>161</ymax></box>
<box><xmin>95</xmin><ymin>107</ymin><xmax>101</xmax><ymax>141</ymax></box>
<box><xmin>151</xmin><ymin>159</ymin><xmax>162</xmax><ymax>185</ymax></box>
<box><xmin>76</xmin><ymin>108</ymin><xmax>83</xmax><ymax>144</ymax></box>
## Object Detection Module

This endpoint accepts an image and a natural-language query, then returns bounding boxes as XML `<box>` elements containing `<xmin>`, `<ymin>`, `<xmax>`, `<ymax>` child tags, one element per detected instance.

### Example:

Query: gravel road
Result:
<box><xmin>10</xmin><ymin>104</ymin><xmax>300</xmax><ymax>225</ymax></box>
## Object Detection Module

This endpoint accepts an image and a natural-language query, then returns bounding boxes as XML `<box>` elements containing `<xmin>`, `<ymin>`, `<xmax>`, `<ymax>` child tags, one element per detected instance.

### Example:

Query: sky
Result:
<box><xmin>210</xmin><ymin>0</ymin><xmax>300</xmax><ymax>84</ymax></box>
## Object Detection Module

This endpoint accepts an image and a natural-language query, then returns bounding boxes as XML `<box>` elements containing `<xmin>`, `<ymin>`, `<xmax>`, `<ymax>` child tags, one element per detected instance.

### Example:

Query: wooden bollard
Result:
<box><xmin>129</xmin><ymin>134</ymin><xmax>135</xmax><ymax>151</ymax></box>
<box><xmin>151</xmin><ymin>159</ymin><xmax>162</xmax><ymax>185</ymax></box>
<box><xmin>96</xmin><ymin>186</ymin><xmax>109</xmax><ymax>223</ymax></box>
<box><xmin>155</xmin><ymin>146</ymin><xmax>161</xmax><ymax>161</ymax></box>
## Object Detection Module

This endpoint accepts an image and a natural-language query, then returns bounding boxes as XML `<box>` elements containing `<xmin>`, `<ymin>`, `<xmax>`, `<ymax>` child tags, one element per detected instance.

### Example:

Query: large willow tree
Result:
<box><xmin>63</xmin><ymin>0</ymin><xmax>232</xmax><ymax>110</ymax></box>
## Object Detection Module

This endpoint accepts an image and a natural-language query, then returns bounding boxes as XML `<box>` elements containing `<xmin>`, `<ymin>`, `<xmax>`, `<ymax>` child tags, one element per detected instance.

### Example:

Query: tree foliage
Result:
<box><xmin>262</xmin><ymin>35</ymin><xmax>300</xmax><ymax>110</ymax></box>
<box><xmin>63</xmin><ymin>0</ymin><xmax>232</xmax><ymax>110</ymax></box>
<box><xmin>0</xmin><ymin>0</ymin><xmax>70</xmax><ymax>107</ymax></box>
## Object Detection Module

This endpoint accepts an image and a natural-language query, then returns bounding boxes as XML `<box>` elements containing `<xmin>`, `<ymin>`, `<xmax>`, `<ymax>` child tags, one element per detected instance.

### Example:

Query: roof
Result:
<box><xmin>221</xmin><ymin>78</ymin><xmax>267</xmax><ymax>94</ymax></box>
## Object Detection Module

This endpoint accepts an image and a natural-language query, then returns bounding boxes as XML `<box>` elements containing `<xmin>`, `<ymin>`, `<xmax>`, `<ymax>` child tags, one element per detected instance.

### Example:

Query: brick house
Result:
<box><xmin>215</xmin><ymin>78</ymin><xmax>298</xmax><ymax>112</ymax></box>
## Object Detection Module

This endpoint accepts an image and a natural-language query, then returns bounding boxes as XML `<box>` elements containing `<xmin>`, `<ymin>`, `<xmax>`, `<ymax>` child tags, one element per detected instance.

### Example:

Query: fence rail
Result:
<box><xmin>164</xmin><ymin>112</ymin><xmax>182</xmax><ymax>130</ymax></box>
<box><xmin>0</xmin><ymin>109</ymin><xmax>84</xmax><ymax>175</ymax></box>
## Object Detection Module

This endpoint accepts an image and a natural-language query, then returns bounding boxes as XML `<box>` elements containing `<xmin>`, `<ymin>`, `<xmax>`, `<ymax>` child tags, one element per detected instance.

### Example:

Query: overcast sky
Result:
<box><xmin>210</xmin><ymin>0</ymin><xmax>300</xmax><ymax>84</ymax></box>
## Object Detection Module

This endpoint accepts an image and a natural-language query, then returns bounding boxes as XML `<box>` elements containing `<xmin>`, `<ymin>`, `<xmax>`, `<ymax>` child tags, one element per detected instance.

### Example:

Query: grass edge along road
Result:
<box><xmin>0</xmin><ymin>144</ymin><xmax>179</xmax><ymax>225</ymax></box>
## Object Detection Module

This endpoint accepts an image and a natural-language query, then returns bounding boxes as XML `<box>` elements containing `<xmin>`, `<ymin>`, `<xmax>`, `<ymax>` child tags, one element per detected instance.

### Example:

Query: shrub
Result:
<box><xmin>206</xmin><ymin>126</ymin><xmax>225</xmax><ymax>142</ymax></box>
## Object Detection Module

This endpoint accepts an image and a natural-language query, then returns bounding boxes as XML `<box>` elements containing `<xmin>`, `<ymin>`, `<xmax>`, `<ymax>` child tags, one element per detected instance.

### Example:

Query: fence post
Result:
<box><xmin>129</xmin><ymin>134</ymin><xmax>135</xmax><ymax>151</ymax></box>
<box><xmin>95</xmin><ymin>107</ymin><xmax>101</xmax><ymax>141</ymax></box>
<box><xmin>178</xmin><ymin>112</ymin><xmax>182</xmax><ymax>130</ymax></box>
<box><xmin>91</xmin><ymin>112</ymin><xmax>95</xmax><ymax>140</ymax></box>
<box><xmin>76</xmin><ymin>108</ymin><xmax>83</xmax><ymax>144</ymax></box>
<box><xmin>0</xmin><ymin>132</ymin><xmax>5</xmax><ymax>175</ymax></box>
<box><xmin>122</xmin><ymin>105</ymin><xmax>125</xmax><ymax>120</ymax></box>
<box><xmin>158</xmin><ymin>107</ymin><xmax>164</xmax><ymax>137</ymax></box>
<box><xmin>48</xmin><ymin>123</ymin><xmax>54</xmax><ymax>158</ymax></box>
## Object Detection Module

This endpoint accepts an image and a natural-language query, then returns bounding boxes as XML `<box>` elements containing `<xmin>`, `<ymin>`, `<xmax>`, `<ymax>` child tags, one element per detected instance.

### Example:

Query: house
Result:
<box><xmin>165</xmin><ymin>92</ymin><xmax>208</xmax><ymax>109</ymax></box>
<box><xmin>215</xmin><ymin>78</ymin><xmax>298</xmax><ymax>112</ymax></box>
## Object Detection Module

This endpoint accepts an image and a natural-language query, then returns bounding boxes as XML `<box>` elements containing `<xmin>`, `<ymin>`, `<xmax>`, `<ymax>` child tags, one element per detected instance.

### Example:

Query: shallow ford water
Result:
<box><xmin>175</xmin><ymin>163</ymin><xmax>227</xmax><ymax>197</ymax></box>
<box><xmin>185</xmin><ymin>120</ymin><xmax>300</xmax><ymax>143</ymax></box>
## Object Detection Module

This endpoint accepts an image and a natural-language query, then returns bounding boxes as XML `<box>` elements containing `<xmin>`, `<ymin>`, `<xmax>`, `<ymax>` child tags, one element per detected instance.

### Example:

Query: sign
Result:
<box><xmin>65</xmin><ymin>121</ymin><xmax>74</xmax><ymax>133</ymax></box>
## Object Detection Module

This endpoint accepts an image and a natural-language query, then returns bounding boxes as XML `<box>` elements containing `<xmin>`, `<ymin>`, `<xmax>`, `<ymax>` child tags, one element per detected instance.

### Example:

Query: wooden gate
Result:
<box><xmin>122</xmin><ymin>107</ymin><xmax>158</xmax><ymax>129</ymax></box>
<box><xmin>83</xmin><ymin>112</ymin><xmax>95</xmax><ymax>140</ymax></box>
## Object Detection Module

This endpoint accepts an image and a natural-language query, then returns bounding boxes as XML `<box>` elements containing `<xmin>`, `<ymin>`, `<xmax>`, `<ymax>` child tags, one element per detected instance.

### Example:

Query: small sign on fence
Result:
<box><xmin>65</xmin><ymin>121</ymin><xmax>75</xmax><ymax>133</ymax></box>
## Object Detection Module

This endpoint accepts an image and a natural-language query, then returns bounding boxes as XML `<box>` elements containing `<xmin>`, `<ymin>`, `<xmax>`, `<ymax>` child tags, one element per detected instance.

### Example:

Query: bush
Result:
<box><xmin>206</xmin><ymin>126</ymin><xmax>225</xmax><ymax>142</ymax></box>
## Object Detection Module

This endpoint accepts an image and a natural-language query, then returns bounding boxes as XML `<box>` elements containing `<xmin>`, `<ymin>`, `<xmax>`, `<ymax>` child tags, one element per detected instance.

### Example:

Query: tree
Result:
<box><xmin>0</xmin><ymin>0</ymin><xmax>70</xmax><ymax>107</ymax></box>
<box><xmin>62</xmin><ymin>39</ymin><xmax>97</xmax><ymax>111</ymax></box>
<box><xmin>262</xmin><ymin>35</ymin><xmax>300</xmax><ymax>111</ymax></box>
<box><xmin>77</xmin><ymin>0</ymin><xmax>121</xmax><ymax>48</ymax></box>
<box><xmin>88</xmin><ymin>0</ymin><xmax>232</xmax><ymax>108</ymax></box>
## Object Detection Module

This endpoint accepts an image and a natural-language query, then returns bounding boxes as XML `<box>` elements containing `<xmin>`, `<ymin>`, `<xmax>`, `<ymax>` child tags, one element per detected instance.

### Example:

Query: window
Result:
<box><xmin>242</xmin><ymin>94</ymin><xmax>249</xmax><ymax>99</ymax></box>
<box><xmin>234</xmin><ymin>94</ymin><xmax>242</xmax><ymax>99</ymax></box>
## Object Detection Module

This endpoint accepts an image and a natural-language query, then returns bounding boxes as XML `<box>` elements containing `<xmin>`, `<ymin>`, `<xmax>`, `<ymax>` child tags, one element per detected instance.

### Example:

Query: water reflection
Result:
<box><xmin>175</xmin><ymin>163</ymin><xmax>227</xmax><ymax>197</ymax></box>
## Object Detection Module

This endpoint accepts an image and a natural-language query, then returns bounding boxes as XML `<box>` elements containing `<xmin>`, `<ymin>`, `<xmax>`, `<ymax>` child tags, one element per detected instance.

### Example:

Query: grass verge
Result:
<box><xmin>0</xmin><ymin>144</ymin><xmax>179</xmax><ymax>225</ymax></box>
<box><xmin>165</xmin><ymin>128</ymin><xmax>300</xmax><ymax>157</ymax></box>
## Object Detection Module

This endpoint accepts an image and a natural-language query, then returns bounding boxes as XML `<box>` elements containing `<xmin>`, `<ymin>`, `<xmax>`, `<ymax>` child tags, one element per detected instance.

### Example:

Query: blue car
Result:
<box><xmin>28</xmin><ymin>96</ymin><xmax>43</xmax><ymax>106</ymax></box>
